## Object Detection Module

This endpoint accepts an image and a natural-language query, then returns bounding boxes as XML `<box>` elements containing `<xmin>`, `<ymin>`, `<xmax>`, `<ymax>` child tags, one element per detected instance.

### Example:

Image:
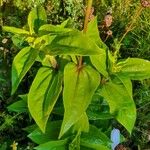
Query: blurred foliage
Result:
<box><xmin>0</xmin><ymin>0</ymin><xmax>150</xmax><ymax>149</ymax></box>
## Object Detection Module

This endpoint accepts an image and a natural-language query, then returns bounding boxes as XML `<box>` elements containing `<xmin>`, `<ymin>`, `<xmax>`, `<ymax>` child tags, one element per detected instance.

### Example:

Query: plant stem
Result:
<box><xmin>119</xmin><ymin>6</ymin><xmax>143</xmax><ymax>43</ymax></box>
<box><xmin>78</xmin><ymin>0</ymin><xmax>93</xmax><ymax>68</ymax></box>
<box><xmin>83</xmin><ymin>0</ymin><xmax>93</xmax><ymax>33</ymax></box>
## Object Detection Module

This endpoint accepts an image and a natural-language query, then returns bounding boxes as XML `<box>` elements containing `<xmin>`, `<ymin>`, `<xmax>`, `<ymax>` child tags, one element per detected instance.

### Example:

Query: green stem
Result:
<box><xmin>78</xmin><ymin>0</ymin><xmax>93</xmax><ymax>68</ymax></box>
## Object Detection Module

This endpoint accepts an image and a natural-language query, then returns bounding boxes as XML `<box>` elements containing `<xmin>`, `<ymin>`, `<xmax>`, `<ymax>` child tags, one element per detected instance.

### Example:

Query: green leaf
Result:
<box><xmin>7</xmin><ymin>94</ymin><xmax>27</xmax><ymax>113</ymax></box>
<box><xmin>40</xmin><ymin>31</ymin><xmax>105</xmax><ymax>56</ymax></box>
<box><xmin>80</xmin><ymin>125</ymin><xmax>111</xmax><ymax>150</ymax></box>
<box><xmin>28</xmin><ymin>6</ymin><xmax>47</xmax><ymax>34</ymax></box>
<box><xmin>59</xmin><ymin>63</ymin><xmax>100</xmax><ymax>138</ymax></box>
<box><xmin>39</xmin><ymin>24</ymin><xmax>73</xmax><ymax>35</ymax></box>
<box><xmin>86</xmin><ymin>17</ymin><xmax>103</xmax><ymax>46</ymax></box>
<box><xmin>0</xmin><ymin>143</ymin><xmax>7</xmax><ymax>150</ymax></box>
<box><xmin>60</xmin><ymin>19</ymin><xmax>70</xmax><ymax>28</ymax></box>
<box><xmin>73</xmin><ymin>112</ymin><xmax>89</xmax><ymax>133</ymax></box>
<box><xmin>87</xmin><ymin>94</ymin><xmax>112</xmax><ymax>120</ymax></box>
<box><xmin>35</xmin><ymin>139</ymin><xmax>68</xmax><ymax>150</ymax></box>
<box><xmin>90</xmin><ymin>55</ymin><xmax>108</xmax><ymax>77</ymax></box>
<box><xmin>12</xmin><ymin>35</ymin><xmax>26</xmax><ymax>48</ymax></box>
<box><xmin>8</xmin><ymin>103</ymin><xmax>27</xmax><ymax>113</ymax></box>
<box><xmin>23</xmin><ymin>124</ymin><xmax>37</xmax><ymax>133</ymax></box>
<box><xmin>98</xmin><ymin>75</ymin><xmax>136</xmax><ymax>133</ymax></box>
<box><xmin>86</xmin><ymin>17</ymin><xmax>108</xmax><ymax>77</ymax></box>
<box><xmin>2</xmin><ymin>26</ymin><xmax>29</xmax><ymax>35</ymax></box>
<box><xmin>87</xmin><ymin>111</ymin><xmax>113</xmax><ymax>120</ymax></box>
<box><xmin>115</xmin><ymin>58</ymin><xmax>150</xmax><ymax>80</ymax></box>
<box><xmin>28</xmin><ymin>121</ymin><xmax>62</xmax><ymax>144</ymax></box>
<box><xmin>69</xmin><ymin>132</ymin><xmax>81</xmax><ymax>150</ymax></box>
<box><xmin>12</xmin><ymin>46</ymin><xmax>38</xmax><ymax>94</ymax></box>
<box><xmin>28</xmin><ymin>67</ymin><xmax>62</xmax><ymax>132</ymax></box>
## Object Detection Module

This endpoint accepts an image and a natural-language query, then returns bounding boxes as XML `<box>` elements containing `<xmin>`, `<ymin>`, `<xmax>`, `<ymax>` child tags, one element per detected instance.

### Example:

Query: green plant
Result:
<box><xmin>2</xmin><ymin>0</ymin><xmax>150</xmax><ymax>149</ymax></box>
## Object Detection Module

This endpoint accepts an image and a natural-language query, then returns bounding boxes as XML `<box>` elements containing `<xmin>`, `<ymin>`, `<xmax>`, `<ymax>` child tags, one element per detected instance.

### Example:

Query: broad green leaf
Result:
<box><xmin>98</xmin><ymin>76</ymin><xmax>136</xmax><ymax>133</ymax></box>
<box><xmin>87</xmin><ymin>17</ymin><xmax>108</xmax><ymax>77</ymax></box>
<box><xmin>35</xmin><ymin>139</ymin><xmax>68</xmax><ymax>150</ymax></box>
<box><xmin>59</xmin><ymin>63</ymin><xmax>100</xmax><ymax>138</ymax></box>
<box><xmin>39</xmin><ymin>24</ymin><xmax>72</xmax><ymax>35</ymax></box>
<box><xmin>40</xmin><ymin>31</ymin><xmax>105</xmax><ymax>56</ymax></box>
<box><xmin>28</xmin><ymin>121</ymin><xmax>62</xmax><ymax>144</ymax></box>
<box><xmin>28</xmin><ymin>67</ymin><xmax>62</xmax><ymax>132</ymax></box>
<box><xmin>2</xmin><ymin>26</ymin><xmax>29</xmax><ymax>35</ymax></box>
<box><xmin>80</xmin><ymin>125</ymin><xmax>111</xmax><ymax>150</ymax></box>
<box><xmin>114</xmin><ymin>58</ymin><xmax>150</xmax><ymax>80</ymax></box>
<box><xmin>12</xmin><ymin>46</ymin><xmax>38</xmax><ymax>94</ymax></box>
<box><xmin>28</xmin><ymin>6</ymin><xmax>47</xmax><ymax>34</ymax></box>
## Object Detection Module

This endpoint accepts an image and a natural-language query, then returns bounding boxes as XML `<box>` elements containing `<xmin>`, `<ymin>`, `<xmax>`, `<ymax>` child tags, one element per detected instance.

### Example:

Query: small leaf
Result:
<box><xmin>12</xmin><ymin>35</ymin><xmax>26</xmax><ymax>49</ymax></box>
<box><xmin>12</xmin><ymin>46</ymin><xmax>38</xmax><ymax>94</ymax></box>
<box><xmin>115</xmin><ymin>58</ymin><xmax>150</xmax><ymax>80</ymax></box>
<box><xmin>69</xmin><ymin>132</ymin><xmax>81</xmax><ymax>150</ymax></box>
<box><xmin>35</xmin><ymin>139</ymin><xmax>68</xmax><ymax>150</ymax></box>
<box><xmin>80</xmin><ymin>125</ymin><xmax>111</xmax><ymax>150</ymax></box>
<box><xmin>23</xmin><ymin>124</ymin><xmax>37</xmax><ymax>133</ymax></box>
<box><xmin>2</xmin><ymin>26</ymin><xmax>29</xmax><ymax>35</ymax></box>
<box><xmin>8</xmin><ymin>94</ymin><xmax>28</xmax><ymax>112</ymax></box>
<box><xmin>40</xmin><ymin>31</ymin><xmax>105</xmax><ymax>56</ymax></box>
<box><xmin>28</xmin><ymin>121</ymin><xmax>62</xmax><ymax>144</ymax></box>
<box><xmin>59</xmin><ymin>63</ymin><xmax>100</xmax><ymax>138</ymax></box>
<box><xmin>7</xmin><ymin>98</ymin><xmax>27</xmax><ymax>113</ymax></box>
<box><xmin>28</xmin><ymin>67</ymin><xmax>62</xmax><ymax>132</ymax></box>
<box><xmin>28</xmin><ymin>6</ymin><xmax>47</xmax><ymax>34</ymax></box>
<box><xmin>98</xmin><ymin>75</ymin><xmax>136</xmax><ymax>133</ymax></box>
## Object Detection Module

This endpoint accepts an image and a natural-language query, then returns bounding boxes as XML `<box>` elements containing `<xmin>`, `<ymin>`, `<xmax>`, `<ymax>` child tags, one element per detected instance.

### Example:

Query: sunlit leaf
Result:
<box><xmin>115</xmin><ymin>58</ymin><xmax>150</xmax><ymax>80</ymax></box>
<box><xmin>40</xmin><ymin>31</ymin><xmax>104</xmax><ymax>56</ymax></box>
<box><xmin>2</xmin><ymin>26</ymin><xmax>29</xmax><ymax>35</ymax></box>
<box><xmin>59</xmin><ymin>63</ymin><xmax>100</xmax><ymax>138</ymax></box>
<box><xmin>87</xmin><ymin>17</ymin><xmax>108</xmax><ymax>77</ymax></box>
<box><xmin>28</xmin><ymin>6</ymin><xmax>47</xmax><ymax>34</ymax></box>
<box><xmin>39</xmin><ymin>24</ymin><xmax>72</xmax><ymax>35</ymax></box>
<box><xmin>28</xmin><ymin>67</ymin><xmax>62</xmax><ymax>132</ymax></box>
<box><xmin>12</xmin><ymin>46</ymin><xmax>38</xmax><ymax>94</ymax></box>
<box><xmin>98</xmin><ymin>75</ymin><xmax>136</xmax><ymax>133</ymax></box>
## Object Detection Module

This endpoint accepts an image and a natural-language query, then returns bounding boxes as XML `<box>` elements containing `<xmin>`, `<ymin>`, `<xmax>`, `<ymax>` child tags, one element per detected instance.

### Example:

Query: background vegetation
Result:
<box><xmin>0</xmin><ymin>0</ymin><xmax>150</xmax><ymax>149</ymax></box>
